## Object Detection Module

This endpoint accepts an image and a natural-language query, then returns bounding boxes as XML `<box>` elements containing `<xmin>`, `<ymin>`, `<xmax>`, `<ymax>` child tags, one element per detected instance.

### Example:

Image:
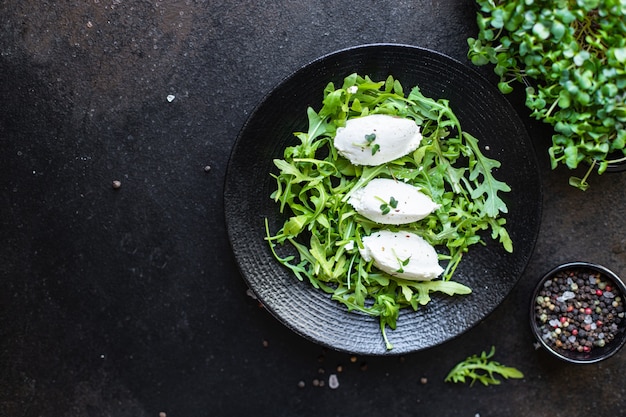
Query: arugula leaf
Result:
<box><xmin>463</xmin><ymin>132</ymin><xmax>510</xmax><ymax>218</ymax></box>
<box><xmin>399</xmin><ymin>279</ymin><xmax>472</xmax><ymax>308</ymax></box>
<box><xmin>445</xmin><ymin>346</ymin><xmax>524</xmax><ymax>386</ymax></box>
<box><xmin>304</xmin><ymin>107</ymin><xmax>333</xmax><ymax>147</ymax></box>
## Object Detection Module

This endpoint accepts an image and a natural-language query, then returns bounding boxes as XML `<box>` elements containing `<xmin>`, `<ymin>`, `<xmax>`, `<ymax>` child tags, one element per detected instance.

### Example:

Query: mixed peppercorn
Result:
<box><xmin>534</xmin><ymin>268</ymin><xmax>624</xmax><ymax>355</ymax></box>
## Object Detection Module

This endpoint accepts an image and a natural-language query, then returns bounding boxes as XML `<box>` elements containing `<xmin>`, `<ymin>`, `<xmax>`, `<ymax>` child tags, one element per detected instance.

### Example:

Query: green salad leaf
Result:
<box><xmin>445</xmin><ymin>346</ymin><xmax>524</xmax><ymax>386</ymax></box>
<box><xmin>266</xmin><ymin>74</ymin><xmax>512</xmax><ymax>350</ymax></box>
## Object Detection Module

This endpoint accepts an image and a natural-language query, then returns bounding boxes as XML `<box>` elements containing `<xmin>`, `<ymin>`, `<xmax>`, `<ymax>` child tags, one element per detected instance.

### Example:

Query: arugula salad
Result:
<box><xmin>265</xmin><ymin>73</ymin><xmax>512</xmax><ymax>350</ymax></box>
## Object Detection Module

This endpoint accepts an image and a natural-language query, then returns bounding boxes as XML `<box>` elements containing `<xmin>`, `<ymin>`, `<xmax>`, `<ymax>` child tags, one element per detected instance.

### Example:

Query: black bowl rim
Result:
<box><xmin>530</xmin><ymin>261</ymin><xmax>626</xmax><ymax>364</ymax></box>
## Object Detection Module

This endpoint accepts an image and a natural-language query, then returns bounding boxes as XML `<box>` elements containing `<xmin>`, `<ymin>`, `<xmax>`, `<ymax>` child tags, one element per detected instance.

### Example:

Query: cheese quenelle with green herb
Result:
<box><xmin>333</xmin><ymin>114</ymin><xmax>422</xmax><ymax>166</ymax></box>
<box><xmin>348</xmin><ymin>178</ymin><xmax>440</xmax><ymax>225</ymax></box>
<box><xmin>359</xmin><ymin>230</ymin><xmax>444</xmax><ymax>281</ymax></box>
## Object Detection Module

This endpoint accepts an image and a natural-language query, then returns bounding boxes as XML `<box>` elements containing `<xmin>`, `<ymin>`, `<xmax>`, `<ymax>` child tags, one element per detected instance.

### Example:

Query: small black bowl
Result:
<box><xmin>530</xmin><ymin>262</ymin><xmax>626</xmax><ymax>364</ymax></box>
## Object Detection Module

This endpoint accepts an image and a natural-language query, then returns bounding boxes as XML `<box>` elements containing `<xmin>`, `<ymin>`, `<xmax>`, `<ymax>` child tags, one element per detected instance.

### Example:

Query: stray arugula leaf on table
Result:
<box><xmin>445</xmin><ymin>346</ymin><xmax>524</xmax><ymax>386</ymax></box>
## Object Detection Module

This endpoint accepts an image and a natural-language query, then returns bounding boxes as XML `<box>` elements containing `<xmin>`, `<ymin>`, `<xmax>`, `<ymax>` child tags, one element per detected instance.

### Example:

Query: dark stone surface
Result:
<box><xmin>1</xmin><ymin>1</ymin><xmax>625</xmax><ymax>416</ymax></box>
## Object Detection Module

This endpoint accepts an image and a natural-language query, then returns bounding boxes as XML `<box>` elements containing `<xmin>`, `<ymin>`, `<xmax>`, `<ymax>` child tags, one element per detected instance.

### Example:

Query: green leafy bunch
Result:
<box><xmin>445</xmin><ymin>346</ymin><xmax>524</xmax><ymax>386</ymax></box>
<box><xmin>266</xmin><ymin>73</ymin><xmax>512</xmax><ymax>349</ymax></box>
<box><xmin>468</xmin><ymin>0</ymin><xmax>626</xmax><ymax>189</ymax></box>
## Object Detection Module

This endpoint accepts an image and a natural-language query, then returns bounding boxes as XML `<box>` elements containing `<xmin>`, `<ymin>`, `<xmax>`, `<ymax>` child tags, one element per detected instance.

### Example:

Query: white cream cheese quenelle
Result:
<box><xmin>333</xmin><ymin>114</ymin><xmax>422</xmax><ymax>165</ymax></box>
<box><xmin>359</xmin><ymin>230</ymin><xmax>444</xmax><ymax>281</ymax></box>
<box><xmin>348</xmin><ymin>178</ymin><xmax>440</xmax><ymax>225</ymax></box>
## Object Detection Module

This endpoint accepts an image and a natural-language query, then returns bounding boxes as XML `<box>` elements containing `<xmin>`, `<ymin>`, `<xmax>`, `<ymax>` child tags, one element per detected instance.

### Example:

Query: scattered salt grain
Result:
<box><xmin>166</xmin><ymin>94</ymin><xmax>175</xmax><ymax>102</ymax></box>
<box><xmin>557</xmin><ymin>291</ymin><xmax>575</xmax><ymax>302</ymax></box>
<box><xmin>328</xmin><ymin>374</ymin><xmax>339</xmax><ymax>389</ymax></box>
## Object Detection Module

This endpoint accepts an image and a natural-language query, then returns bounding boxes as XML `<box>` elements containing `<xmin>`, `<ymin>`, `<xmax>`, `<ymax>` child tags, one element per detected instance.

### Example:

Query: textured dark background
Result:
<box><xmin>1</xmin><ymin>1</ymin><xmax>625</xmax><ymax>416</ymax></box>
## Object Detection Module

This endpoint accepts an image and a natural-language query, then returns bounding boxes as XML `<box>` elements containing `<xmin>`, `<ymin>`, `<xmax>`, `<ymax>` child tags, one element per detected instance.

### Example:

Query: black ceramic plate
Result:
<box><xmin>224</xmin><ymin>44</ymin><xmax>542</xmax><ymax>355</ymax></box>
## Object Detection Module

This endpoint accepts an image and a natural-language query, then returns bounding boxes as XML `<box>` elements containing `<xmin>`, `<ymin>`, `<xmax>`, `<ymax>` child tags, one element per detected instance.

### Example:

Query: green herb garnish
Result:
<box><xmin>364</xmin><ymin>133</ymin><xmax>380</xmax><ymax>155</ymax></box>
<box><xmin>467</xmin><ymin>0</ymin><xmax>626</xmax><ymax>189</ymax></box>
<box><xmin>445</xmin><ymin>346</ymin><xmax>524</xmax><ymax>386</ymax></box>
<box><xmin>266</xmin><ymin>73</ymin><xmax>512</xmax><ymax>350</ymax></box>
<box><xmin>378</xmin><ymin>196</ymin><xmax>398</xmax><ymax>215</ymax></box>
<box><xmin>395</xmin><ymin>253</ymin><xmax>411</xmax><ymax>273</ymax></box>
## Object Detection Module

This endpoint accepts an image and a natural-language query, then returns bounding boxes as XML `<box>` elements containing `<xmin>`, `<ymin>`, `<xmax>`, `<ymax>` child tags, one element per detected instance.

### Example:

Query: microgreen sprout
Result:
<box><xmin>395</xmin><ymin>254</ymin><xmax>411</xmax><ymax>274</ymax></box>
<box><xmin>377</xmin><ymin>195</ymin><xmax>398</xmax><ymax>215</ymax></box>
<box><xmin>364</xmin><ymin>133</ymin><xmax>380</xmax><ymax>155</ymax></box>
<box><xmin>468</xmin><ymin>0</ymin><xmax>626</xmax><ymax>189</ymax></box>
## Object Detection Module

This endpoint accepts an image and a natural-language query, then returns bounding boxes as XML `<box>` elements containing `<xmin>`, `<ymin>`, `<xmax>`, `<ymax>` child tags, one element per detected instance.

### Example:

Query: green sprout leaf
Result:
<box><xmin>364</xmin><ymin>133</ymin><xmax>380</xmax><ymax>155</ymax></box>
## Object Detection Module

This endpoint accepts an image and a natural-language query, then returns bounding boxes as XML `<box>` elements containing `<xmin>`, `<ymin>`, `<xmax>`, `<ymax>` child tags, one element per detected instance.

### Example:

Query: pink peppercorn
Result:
<box><xmin>584</xmin><ymin>307</ymin><xmax>593</xmax><ymax>315</ymax></box>
<box><xmin>596</xmin><ymin>289</ymin><xmax>603</xmax><ymax>296</ymax></box>
<box><xmin>572</xmin><ymin>329</ymin><xmax>578</xmax><ymax>336</ymax></box>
